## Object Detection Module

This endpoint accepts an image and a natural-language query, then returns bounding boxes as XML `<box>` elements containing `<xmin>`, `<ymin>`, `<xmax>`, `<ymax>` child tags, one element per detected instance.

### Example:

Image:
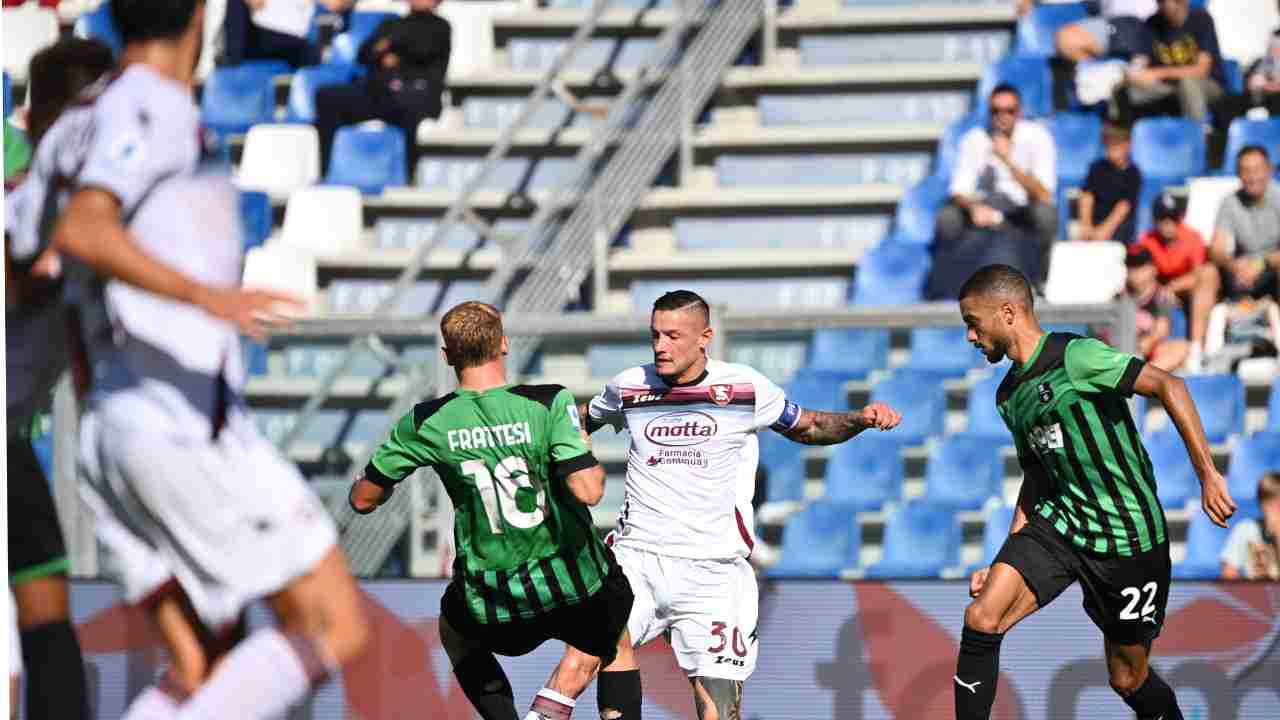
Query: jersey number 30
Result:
<box><xmin>461</xmin><ymin>457</ymin><xmax>545</xmax><ymax>534</ymax></box>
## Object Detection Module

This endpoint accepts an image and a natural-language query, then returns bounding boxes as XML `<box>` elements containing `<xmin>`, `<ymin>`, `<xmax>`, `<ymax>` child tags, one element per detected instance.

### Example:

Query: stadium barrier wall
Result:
<box><xmin>62</xmin><ymin>579</ymin><xmax>1278</xmax><ymax>719</ymax></box>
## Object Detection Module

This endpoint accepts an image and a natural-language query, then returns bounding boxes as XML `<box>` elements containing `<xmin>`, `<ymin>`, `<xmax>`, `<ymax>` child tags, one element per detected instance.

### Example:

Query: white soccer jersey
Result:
<box><xmin>589</xmin><ymin>359</ymin><xmax>800</xmax><ymax>561</ymax></box>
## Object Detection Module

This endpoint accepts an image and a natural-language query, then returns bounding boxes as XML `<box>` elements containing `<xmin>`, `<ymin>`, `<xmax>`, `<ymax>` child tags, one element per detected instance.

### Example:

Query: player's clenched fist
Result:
<box><xmin>856</xmin><ymin>402</ymin><xmax>901</xmax><ymax>432</ymax></box>
<box><xmin>969</xmin><ymin>567</ymin><xmax>990</xmax><ymax>598</ymax></box>
<box><xmin>349</xmin><ymin>472</ymin><xmax>393</xmax><ymax>514</ymax></box>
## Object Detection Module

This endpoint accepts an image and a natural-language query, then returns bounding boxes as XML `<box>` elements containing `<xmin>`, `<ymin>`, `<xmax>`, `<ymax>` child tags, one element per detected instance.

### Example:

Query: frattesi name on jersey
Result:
<box><xmin>447</xmin><ymin>422</ymin><xmax>534</xmax><ymax>452</ymax></box>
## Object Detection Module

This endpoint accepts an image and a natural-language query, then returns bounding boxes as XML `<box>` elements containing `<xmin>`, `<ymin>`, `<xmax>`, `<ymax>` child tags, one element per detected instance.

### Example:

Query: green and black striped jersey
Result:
<box><xmin>997</xmin><ymin>333</ymin><xmax>1166</xmax><ymax>557</ymax></box>
<box><xmin>365</xmin><ymin>384</ymin><xmax>612</xmax><ymax>624</ymax></box>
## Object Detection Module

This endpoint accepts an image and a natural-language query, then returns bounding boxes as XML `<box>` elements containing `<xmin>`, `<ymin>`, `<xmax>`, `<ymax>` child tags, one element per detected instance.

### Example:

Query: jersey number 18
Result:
<box><xmin>460</xmin><ymin>457</ymin><xmax>546</xmax><ymax>534</ymax></box>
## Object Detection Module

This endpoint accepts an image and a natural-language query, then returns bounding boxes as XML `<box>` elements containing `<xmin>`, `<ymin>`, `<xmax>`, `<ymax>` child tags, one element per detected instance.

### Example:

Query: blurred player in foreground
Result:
<box><xmin>5</xmin><ymin>36</ymin><xmax>115</xmax><ymax>720</ymax></box>
<box><xmin>554</xmin><ymin>290</ymin><xmax>901</xmax><ymax>720</ymax></box>
<box><xmin>350</xmin><ymin>301</ymin><xmax>638</xmax><ymax>720</ymax></box>
<box><xmin>954</xmin><ymin>264</ymin><xmax>1236</xmax><ymax>720</ymax></box>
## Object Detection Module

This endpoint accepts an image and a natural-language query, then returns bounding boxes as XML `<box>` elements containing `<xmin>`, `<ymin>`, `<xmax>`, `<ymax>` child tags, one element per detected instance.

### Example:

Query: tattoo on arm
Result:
<box><xmin>694</xmin><ymin>677</ymin><xmax>743</xmax><ymax>720</ymax></box>
<box><xmin>781</xmin><ymin>409</ymin><xmax>865</xmax><ymax>446</ymax></box>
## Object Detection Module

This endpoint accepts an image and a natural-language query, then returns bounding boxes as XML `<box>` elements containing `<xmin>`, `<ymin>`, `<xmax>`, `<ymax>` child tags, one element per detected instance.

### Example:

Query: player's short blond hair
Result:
<box><xmin>440</xmin><ymin>301</ymin><xmax>504</xmax><ymax>370</ymax></box>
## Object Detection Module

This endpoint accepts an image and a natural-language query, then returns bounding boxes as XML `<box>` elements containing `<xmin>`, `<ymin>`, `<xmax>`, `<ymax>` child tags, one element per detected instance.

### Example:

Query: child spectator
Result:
<box><xmin>1079</xmin><ymin>122</ymin><xmax>1142</xmax><ymax>244</ymax></box>
<box><xmin>1221</xmin><ymin>472</ymin><xmax>1280</xmax><ymax>580</ymax></box>
<box><xmin>1126</xmin><ymin>248</ymin><xmax>1191</xmax><ymax>371</ymax></box>
<box><xmin>1129</xmin><ymin>190</ymin><xmax>1206</xmax><ymax>302</ymax></box>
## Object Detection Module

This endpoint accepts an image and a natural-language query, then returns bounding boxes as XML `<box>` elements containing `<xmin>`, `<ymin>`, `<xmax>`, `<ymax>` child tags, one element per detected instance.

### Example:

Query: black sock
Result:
<box><xmin>20</xmin><ymin>620</ymin><xmax>90</xmax><ymax>720</ymax></box>
<box><xmin>598</xmin><ymin>668</ymin><xmax>642</xmax><ymax>719</ymax></box>
<box><xmin>1122</xmin><ymin>669</ymin><xmax>1183</xmax><ymax>720</ymax></box>
<box><xmin>453</xmin><ymin>652</ymin><xmax>518</xmax><ymax>720</ymax></box>
<box><xmin>954</xmin><ymin>625</ymin><xmax>1003</xmax><ymax>720</ymax></box>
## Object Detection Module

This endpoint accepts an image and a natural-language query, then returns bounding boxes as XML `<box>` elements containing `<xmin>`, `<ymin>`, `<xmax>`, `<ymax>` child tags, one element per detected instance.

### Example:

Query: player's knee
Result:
<box><xmin>963</xmin><ymin>600</ymin><xmax>1004</xmax><ymax>635</ymax></box>
<box><xmin>1108</xmin><ymin>664</ymin><xmax>1148</xmax><ymax>697</ymax></box>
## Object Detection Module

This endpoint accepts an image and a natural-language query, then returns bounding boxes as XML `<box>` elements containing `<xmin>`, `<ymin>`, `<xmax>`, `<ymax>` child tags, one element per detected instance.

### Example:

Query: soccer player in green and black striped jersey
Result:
<box><xmin>952</xmin><ymin>265</ymin><xmax>1238</xmax><ymax>720</ymax></box>
<box><xmin>349</xmin><ymin>301</ymin><xmax>640</xmax><ymax>720</ymax></box>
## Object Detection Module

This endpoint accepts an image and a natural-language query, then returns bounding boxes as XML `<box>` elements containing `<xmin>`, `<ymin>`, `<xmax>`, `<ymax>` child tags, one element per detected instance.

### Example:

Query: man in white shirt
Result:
<box><xmin>543</xmin><ymin>290</ymin><xmax>902</xmax><ymax>720</ymax></box>
<box><xmin>937</xmin><ymin>83</ymin><xmax>1058</xmax><ymax>283</ymax></box>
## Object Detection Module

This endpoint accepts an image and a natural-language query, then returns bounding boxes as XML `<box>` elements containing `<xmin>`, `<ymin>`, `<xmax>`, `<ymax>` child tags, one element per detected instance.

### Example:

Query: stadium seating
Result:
<box><xmin>851</xmin><ymin>241</ymin><xmax>930</xmax><ymax>306</ymax></box>
<box><xmin>922</xmin><ymin>434</ymin><xmax>1004</xmax><ymax>511</ymax></box>
<box><xmin>1271</xmin><ymin>385</ymin><xmax>1280</xmax><ymax>431</ymax></box>
<box><xmin>673</xmin><ymin>215</ymin><xmax>888</xmax><ymax>252</ymax></box>
<box><xmin>73</xmin><ymin>1</ymin><xmax>121</xmax><ymax>55</ymax></box>
<box><xmin>823</xmin><ymin>435</ymin><xmax>905</xmax><ymax>512</ymax></box>
<box><xmin>1222</xmin><ymin>59</ymin><xmax>1243</xmax><ymax>97</ymax></box>
<box><xmin>865</xmin><ymin>501</ymin><xmax>962</xmax><ymax>578</ymax></box>
<box><xmin>508</xmin><ymin>37</ymin><xmax>660</xmax><ymax>73</ymax></box>
<box><xmin>892</xmin><ymin>174</ymin><xmax>948</xmax><ymax>246</ymax></box>
<box><xmin>1225</xmin><ymin>432</ymin><xmax>1280</xmax><ymax>505</ymax></box>
<box><xmin>934</xmin><ymin>114</ymin><xmax>982</xmax><ymax>180</ymax></box>
<box><xmin>329</xmin><ymin>11</ymin><xmax>399</xmax><ymax>67</ymax></box>
<box><xmin>1174</xmin><ymin>509</ymin><xmax>1232</xmax><ymax>579</ymax></box>
<box><xmin>965</xmin><ymin>372</ymin><xmax>1012</xmax><ymax>441</ymax></box>
<box><xmin>769</xmin><ymin>500</ymin><xmax>862</xmax><ymax>578</ymax></box>
<box><xmin>759</xmin><ymin>428</ymin><xmax>807</xmax><ymax>505</ymax></box>
<box><xmin>324</xmin><ymin>123</ymin><xmax>407</xmax><ymax>193</ymax></box>
<box><xmin>976</xmin><ymin>56</ymin><xmax>1053</xmax><ymax>120</ymax></box>
<box><xmin>1131</xmin><ymin>117</ymin><xmax>1206</xmax><ymax>185</ymax></box>
<box><xmin>462</xmin><ymin>97</ymin><xmax>580</xmax><ymax>130</ymax></box>
<box><xmin>1044</xmin><ymin>241</ymin><xmax>1127</xmax><ymax>305</ymax></box>
<box><xmin>907</xmin><ymin>326</ymin><xmax>982</xmax><ymax>377</ymax></box>
<box><xmin>2</xmin><ymin>5</ymin><xmax>58</xmax><ymax>83</ymax></box>
<box><xmin>237</xmin><ymin>124</ymin><xmax>322</xmax><ymax>196</ymax></box>
<box><xmin>1180</xmin><ymin>374</ymin><xmax>1246</xmax><ymax>444</ymax></box>
<box><xmin>799</xmin><ymin>29</ymin><xmax>1009</xmax><ymax>66</ymax></box>
<box><xmin>868</xmin><ymin>369</ymin><xmax>947</xmax><ymax>446</ymax></box>
<box><xmin>280</xmin><ymin>186</ymin><xmax>364</xmax><ymax>256</ymax></box>
<box><xmin>805</xmin><ymin>328</ymin><xmax>890</xmax><ymax>379</ymax></box>
<box><xmin>715</xmin><ymin>153</ymin><xmax>932</xmax><ymax>188</ymax></box>
<box><xmin>758</xmin><ymin>91</ymin><xmax>971</xmax><ymax>129</ymax></box>
<box><xmin>1143</xmin><ymin>431</ymin><xmax>1198</xmax><ymax>509</ymax></box>
<box><xmin>785</xmin><ymin>368</ymin><xmax>856</xmax><ymax>414</ymax></box>
<box><xmin>1185</xmin><ymin>176</ymin><xmax>1240</xmax><ymax>249</ymax></box>
<box><xmin>1219</xmin><ymin>118</ymin><xmax>1280</xmax><ymax>176</ymax></box>
<box><xmin>1049</xmin><ymin>112</ymin><xmax>1104</xmax><ymax>188</ymax></box>
<box><xmin>375</xmin><ymin>218</ymin><xmax>527</xmax><ymax>252</ymax></box>
<box><xmin>972</xmin><ymin>503</ymin><xmax>1016</xmax><ymax>573</ymax></box>
<box><xmin>1014</xmin><ymin>2</ymin><xmax>1090</xmax><ymax>59</ymax></box>
<box><xmin>239</xmin><ymin>190</ymin><xmax>272</xmax><ymax>251</ymax></box>
<box><xmin>201</xmin><ymin>65</ymin><xmax>279</xmax><ymax>138</ymax></box>
<box><xmin>416</xmin><ymin>156</ymin><xmax>579</xmax><ymax>193</ymax></box>
<box><xmin>241</xmin><ymin>242</ymin><xmax>318</xmax><ymax>315</ymax></box>
<box><xmin>286</xmin><ymin>64</ymin><xmax>356</xmax><ymax>123</ymax></box>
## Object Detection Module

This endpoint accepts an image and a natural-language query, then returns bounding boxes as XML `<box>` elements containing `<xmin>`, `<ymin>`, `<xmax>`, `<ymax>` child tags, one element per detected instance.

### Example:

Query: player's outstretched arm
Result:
<box><xmin>1132</xmin><ymin>363</ymin><xmax>1237</xmax><ymax>527</ymax></box>
<box><xmin>52</xmin><ymin>189</ymin><xmax>301</xmax><ymax>340</ymax></box>
<box><xmin>348</xmin><ymin>471</ymin><xmax>394</xmax><ymax>514</ymax></box>
<box><xmin>778</xmin><ymin>402</ymin><xmax>901</xmax><ymax>446</ymax></box>
<box><xmin>565</xmin><ymin>463</ymin><xmax>606</xmax><ymax>506</ymax></box>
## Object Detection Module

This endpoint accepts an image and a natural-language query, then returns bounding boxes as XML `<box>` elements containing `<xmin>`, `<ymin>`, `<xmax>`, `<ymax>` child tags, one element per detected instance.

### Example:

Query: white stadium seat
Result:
<box><xmin>242</xmin><ymin>242</ymin><xmax>318</xmax><ymax>317</ymax></box>
<box><xmin>279</xmin><ymin>186</ymin><xmax>365</xmax><ymax>256</ymax></box>
<box><xmin>3</xmin><ymin>6</ymin><xmax>59</xmax><ymax>84</ymax></box>
<box><xmin>237</xmin><ymin>124</ymin><xmax>321</xmax><ymax>197</ymax></box>
<box><xmin>1208</xmin><ymin>0</ymin><xmax>1276</xmax><ymax>67</ymax></box>
<box><xmin>1185</xmin><ymin>176</ymin><xmax>1240</xmax><ymax>250</ymax></box>
<box><xmin>1044</xmin><ymin>241</ymin><xmax>1127</xmax><ymax>305</ymax></box>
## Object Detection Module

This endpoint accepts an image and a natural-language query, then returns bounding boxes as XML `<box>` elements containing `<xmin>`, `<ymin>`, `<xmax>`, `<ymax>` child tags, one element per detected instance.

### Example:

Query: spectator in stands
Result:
<box><xmin>313</xmin><ymin>0</ymin><xmax>450</xmax><ymax>176</ymax></box>
<box><xmin>1221</xmin><ymin>472</ymin><xmax>1280</xmax><ymax>580</ymax></box>
<box><xmin>1078</xmin><ymin>121</ymin><xmax>1141</xmax><ymax>244</ymax></box>
<box><xmin>935</xmin><ymin>83</ymin><xmax>1057</xmax><ymax>283</ymax></box>
<box><xmin>1188</xmin><ymin>145</ymin><xmax>1280</xmax><ymax>369</ymax></box>
<box><xmin>1112</xmin><ymin>0</ymin><xmax>1225</xmax><ymax>123</ymax></box>
<box><xmin>221</xmin><ymin>0</ymin><xmax>352</xmax><ymax>69</ymax></box>
<box><xmin>1131</xmin><ymin>191</ymin><xmax>1206</xmax><ymax>298</ymax></box>
<box><xmin>1126</xmin><ymin>249</ymin><xmax>1190</xmax><ymax>370</ymax></box>
<box><xmin>1245</xmin><ymin>30</ymin><xmax>1280</xmax><ymax>117</ymax></box>
<box><xmin>1056</xmin><ymin>0</ymin><xmax>1157</xmax><ymax>62</ymax></box>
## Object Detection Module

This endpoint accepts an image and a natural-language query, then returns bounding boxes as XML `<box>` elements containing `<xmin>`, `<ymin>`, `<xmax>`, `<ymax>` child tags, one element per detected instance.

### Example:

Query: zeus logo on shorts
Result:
<box><xmin>1029</xmin><ymin>423</ymin><xmax>1064</xmax><ymax>454</ymax></box>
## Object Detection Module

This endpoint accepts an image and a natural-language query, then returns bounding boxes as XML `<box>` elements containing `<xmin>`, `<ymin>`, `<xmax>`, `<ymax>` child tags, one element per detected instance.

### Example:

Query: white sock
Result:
<box><xmin>122</xmin><ymin>682</ymin><xmax>184</xmax><ymax>720</ymax></box>
<box><xmin>175</xmin><ymin>628</ymin><xmax>332</xmax><ymax>720</ymax></box>
<box><xmin>528</xmin><ymin>688</ymin><xmax>576</xmax><ymax>720</ymax></box>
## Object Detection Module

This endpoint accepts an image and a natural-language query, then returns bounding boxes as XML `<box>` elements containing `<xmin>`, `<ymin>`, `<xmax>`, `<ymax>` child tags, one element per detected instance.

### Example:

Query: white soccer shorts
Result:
<box><xmin>613</xmin><ymin>544</ymin><xmax>759</xmax><ymax>681</ymax></box>
<box><xmin>77</xmin><ymin>409</ymin><xmax>337</xmax><ymax>627</ymax></box>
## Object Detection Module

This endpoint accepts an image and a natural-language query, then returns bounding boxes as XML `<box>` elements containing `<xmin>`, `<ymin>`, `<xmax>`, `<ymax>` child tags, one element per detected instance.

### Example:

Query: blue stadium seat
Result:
<box><xmin>966</xmin><ymin>373</ymin><xmax>1012</xmax><ymax>441</ymax></box>
<box><xmin>1271</xmin><ymin>384</ymin><xmax>1280</xmax><ymax>431</ymax></box>
<box><xmin>1168</xmin><ymin>304</ymin><xmax>1187</xmax><ymax>340</ymax></box>
<box><xmin>1133</xmin><ymin>178</ymin><xmax>1165</xmax><ymax>234</ymax></box>
<box><xmin>1173</xmin><ymin>509</ymin><xmax>1232</xmax><ymax>579</ymax></box>
<box><xmin>325</xmin><ymin>124</ymin><xmax>407</xmax><ymax>193</ymax></box>
<box><xmin>786</xmin><ymin>368</ymin><xmax>856</xmax><ymax>413</ymax></box>
<box><xmin>74</xmin><ymin>2</ymin><xmax>122</xmax><ymax>55</ymax></box>
<box><xmin>972</xmin><ymin>503</ymin><xmax>1016</xmax><ymax>572</ymax></box>
<box><xmin>287</xmin><ymin>64</ymin><xmax>355</xmax><ymax>123</ymax></box>
<box><xmin>1131</xmin><ymin>117</ymin><xmax>1206</xmax><ymax>185</ymax></box>
<box><xmin>1222</xmin><ymin>59</ymin><xmax>1244</xmax><ymax>96</ymax></box>
<box><xmin>976</xmin><ymin>56</ymin><xmax>1053</xmax><ymax>119</ymax></box>
<box><xmin>200</xmin><ymin>65</ymin><xmax>278</xmax><ymax>137</ymax></box>
<box><xmin>1049</xmin><ymin>112</ymin><xmax>1104</xmax><ymax>187</ymax></box>
<box><xmin>242</xmin><ymin>340</ymin><xmax>269</xmax><ymax>377</ymax></box>
<box><xmin>806</xmin><ymin>329</ymin><xmax>890</xmax><ymax>379</ymax></box>
<box><xmin>715</xmin><ymin>153</ymin><xmax>932</xmax><ymax>188</ymax></box>
<box><xmin>239</xmin><ymin>190</ymin><xmax>272</xmax><ymax>251</ymax></box>
<box><xmin>923</xmin><ymin>434</ymin><xmax>1004</xmax><ymax>511</ymax></box>
<box><xmin>869</xmin><ymin>369</ymin><xmax>948</xmax><ymax>445</ymax></box>
<box><xmin>631</xmin><ymin>278</ymin><xmax>850</xmax><ymax>312</ymax></box>
<box><xmin>907</xmin><ymin>326</ymin><xmax>982</xmax><ymax>377</ymax></box>
<box><xmin>759</xmin><ymin>429</ymin><xmax>806</xmax><ymax>504</ymax></box>
<box><xmin>769</xmin><ymin>501</ymin><xmax>862</xmax><ymax>578</ymax></box>
<box><xmin>1014</xmin><ymin>2</ymin><xmax>1090</xmax><ymax>59</ymax></box>
<box><xmin>585</xmin><ymin>344</ymin><xmax>650</xmax><ymax>379</ymax></box>
<box><xmin>1226</xmin><ymin>432</ymin><xmax>1280</xmax><ymax>504</ymax></box>
<box><xmin>329</xmin><ymin>11</ymin><xmax>398</xmax><ymax>66</ymax></box>
<box><xmin>865</xmin><ymin>501</ymin><xmax>962</xmax><ymax>578</ymax></box>
<box><xmin>1219</xmin><ymin>117</ymin><xmax>1280</xmax><ymax>176</ymax></box>
<box><xmin>934</xmin><ymin>113</ymin><xmax>982</xmax><ymax>180</ymax></box>
<box><xmin>1181</xmin><ymin>374</ymin><xmax>1245</xmax><ymax>444</ymax></box>
<box><xmin>852</xmin><ymin>241</ymin><xmax>930</xmax><ymax>305</ymax></box>
<box><xmin>1143</xmin><ymin>431</ymin><xmax>1198</xmax><ymax>509</ymax></box>
<box><xmin>824</xmin><ymin>435</ymin><xmax>905</xmax><ymax>512</ymax></box>
<box><xmin>893</xmin><ymin>174</ymin><xmax>949</xmax><ymax>245</ymax></box>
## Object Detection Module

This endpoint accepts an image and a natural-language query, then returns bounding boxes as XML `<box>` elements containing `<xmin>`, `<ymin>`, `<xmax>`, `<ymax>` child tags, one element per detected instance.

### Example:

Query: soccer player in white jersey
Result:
<box><xmin>7</xmin><ymin>1</ymin><xmax>368</xmax><ymax>717</ymax></box>
<box><xmin>553</xmin><ymin>290</ymin><xmax>902</xmax><ymax>719</ymax></box>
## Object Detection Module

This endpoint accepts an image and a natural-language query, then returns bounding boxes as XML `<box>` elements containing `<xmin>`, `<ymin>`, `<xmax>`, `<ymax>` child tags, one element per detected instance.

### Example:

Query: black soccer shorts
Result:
<box><xmin>994</xmin><ymin>514</ymin><xmax>1171</xmax><ymax>646</ymax></box>
<box><xmin>442</xmin><ymin>554</ymin><xmax>635</xmax><ymax>666</ymax></box>
<box><xmin>7</xmin><ymin>427</ymin><xmax>71</xmax><ymax>585</ymax></box>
